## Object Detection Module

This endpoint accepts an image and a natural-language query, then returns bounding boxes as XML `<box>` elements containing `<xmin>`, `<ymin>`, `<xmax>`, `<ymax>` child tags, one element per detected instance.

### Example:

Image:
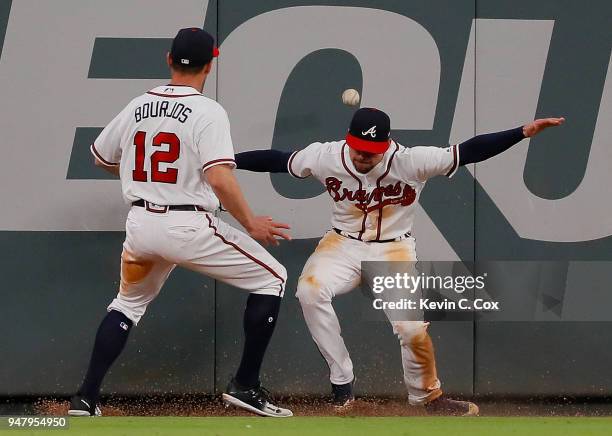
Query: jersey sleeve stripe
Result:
<box><xmin>90</xmin><ymin>143</ymin><xmax>119</xmax><ymax>166</ymax></box>
<box><xmin>287</xmin><ymin>150</ymin><xmax>308</xmax><ymax>179</ymax></box>
<box><xmin>445</xmin><ymin>144</ymin><xmax>459</xmax><ymax>177</ymax></box>
<box><xmin>202</xmin><ymin>158</ymin><xmax>236</xmax><ymax>171</ymax></box>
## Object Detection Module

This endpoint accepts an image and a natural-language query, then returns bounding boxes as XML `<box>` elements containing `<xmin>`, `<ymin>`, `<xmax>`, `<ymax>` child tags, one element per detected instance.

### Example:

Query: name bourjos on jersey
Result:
<box><xmin>90</xmin><ymin>85</ymin><xmax>236</xmax><ymax>210</ymax></box>
<box><xmin>288</xmin><ymin>141</ymin><xmax>458</xmax><ymax>241</ymax></box>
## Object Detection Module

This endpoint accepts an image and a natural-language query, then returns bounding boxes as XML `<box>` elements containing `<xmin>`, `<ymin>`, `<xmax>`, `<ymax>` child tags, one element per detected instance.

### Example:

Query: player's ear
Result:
<box><xmin>166</xmin><ymin>52</ymin><xmax>173</xmax><ymax>67</ymax></box>
<box><xmin>204</xmin><ymin>61</ymin><xmax>213</xmax><ymax>75</ymax></box>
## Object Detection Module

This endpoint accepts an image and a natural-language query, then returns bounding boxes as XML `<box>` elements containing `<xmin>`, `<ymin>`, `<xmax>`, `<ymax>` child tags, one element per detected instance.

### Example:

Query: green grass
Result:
<box><xmin>4</xmin><ymin>417</ymin><xmax>612</xmax><ymax>436</ymax></box>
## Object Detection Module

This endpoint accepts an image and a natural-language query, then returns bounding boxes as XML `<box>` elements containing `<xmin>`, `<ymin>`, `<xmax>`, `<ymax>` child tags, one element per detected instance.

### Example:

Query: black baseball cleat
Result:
<box><xmin>68</xmin><ymin>395</ymin><xmax>101</xmax><ymax>417</ymax></box>
<box><xmin>424</xmin><ymin>396</ymin><xmax>479</xmax><ymax>416</ymax></box>
<box><xmin>222</xmin><ymin>379</ymin><xmax>293</xmax><ymax>417</ymax></box>
<box><xmin>331</xmin><ymin>379</ymin><xmax>355</xmax><ymax>408</ymax></box>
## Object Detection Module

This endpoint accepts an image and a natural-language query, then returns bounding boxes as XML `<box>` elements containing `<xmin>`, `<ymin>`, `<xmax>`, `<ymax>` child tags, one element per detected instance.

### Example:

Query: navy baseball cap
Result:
<box><xmin>170</xmin><ymin>27</ymin><xmax>219</xmax><ymax>67</ymax></box>
<box><xmin>346</xmin><ymin>108</ymin><xmax>391</xmax><ymax>154</ymax></box>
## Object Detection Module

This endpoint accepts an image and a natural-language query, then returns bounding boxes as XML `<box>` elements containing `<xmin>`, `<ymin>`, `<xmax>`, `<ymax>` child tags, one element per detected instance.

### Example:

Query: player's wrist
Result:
<box><xmin>243</xmin><ymin>216</ymin><xmax>257</xmax><ymax>233</ymax></box>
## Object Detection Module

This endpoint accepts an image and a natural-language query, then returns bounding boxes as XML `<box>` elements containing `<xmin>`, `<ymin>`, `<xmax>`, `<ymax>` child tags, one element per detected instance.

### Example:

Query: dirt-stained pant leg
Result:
<box><xmin>369</xmin><ymin>239</ymin><xmax>443</xmax><ymax>405</ymax></box>
<box><xmin>296</xmin><ymin>231</ymin><xmax>362</xmax><ymax>385</ymax></box>
<box><xmin>107</xmin><ymin>249</ymin><xmax>175</xmax><ymax>325</ymax></box>
<box><xmin>392</xmin><ymin>322</ymin><xmax>442</xmax><ymax>404</ymax></box>
<box><xmin>107</xmin><ymin>208</ymin><xmax>286</xmax><ymax>326</ymax></box>
<box><xmin>107</xmin><ymin>209</ymin><xmax>176</xmax><ymax>325</ymax></box>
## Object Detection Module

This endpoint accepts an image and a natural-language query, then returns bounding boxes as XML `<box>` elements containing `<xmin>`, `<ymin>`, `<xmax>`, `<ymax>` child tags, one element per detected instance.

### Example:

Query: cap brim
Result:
<box><xmin>213</xmin><ymin>47</ymin><xmax>219</xmax><ymax>57</ymax></box>
<box><xmin>345</xmin><ymin>133</ymin><xmax>390</xmax><ymax>154</ymax></box>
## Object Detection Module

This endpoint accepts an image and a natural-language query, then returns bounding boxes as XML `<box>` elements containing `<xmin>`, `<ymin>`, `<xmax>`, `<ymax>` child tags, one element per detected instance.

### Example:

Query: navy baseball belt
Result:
<box><xmin>333</xmin><ymin>228</ymin><xmax>411</xmax><ymax>243</ymax></box>
<box><xmin>132</xmin><ymin>199</ymin><xmax>206</xmax><ymax>213</ymax></box>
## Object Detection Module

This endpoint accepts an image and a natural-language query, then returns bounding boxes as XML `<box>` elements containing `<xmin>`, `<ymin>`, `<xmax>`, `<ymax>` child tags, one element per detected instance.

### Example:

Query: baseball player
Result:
<box><xmin>235</xmin><ymin>107</ymin><xmax>564</xmax><ymax>415</ymax></box>
<box><xmin>68</xmin><ymin>28</ymin><xmax>293</xmax><ymax>418</ymax></box>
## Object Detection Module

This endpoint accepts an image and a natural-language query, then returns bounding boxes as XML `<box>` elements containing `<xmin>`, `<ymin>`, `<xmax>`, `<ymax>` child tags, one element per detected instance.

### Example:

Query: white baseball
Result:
<box><xmin>342</xmin><ymin>88</ymin><xmax>360</xmax><ymax>106</ymax></box>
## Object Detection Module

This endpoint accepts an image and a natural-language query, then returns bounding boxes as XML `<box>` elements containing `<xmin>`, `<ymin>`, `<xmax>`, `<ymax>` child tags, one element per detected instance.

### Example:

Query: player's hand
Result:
<box><xmin>246</xmin><ymin>216</ymin><xmax>291</xmax><ymax>246</ymax></box>
<box><xmin>522</xmin><ymin>117</ymin><xmax>565</xmax><ymax>137</ymax></box>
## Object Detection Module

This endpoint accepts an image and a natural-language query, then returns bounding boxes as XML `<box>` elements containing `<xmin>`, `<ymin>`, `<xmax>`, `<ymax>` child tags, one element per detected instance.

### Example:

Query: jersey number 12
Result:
<box><xmin>132</xmin><ymin>131</ymin><xmax>180</xmax><ymax>184</ymax></box>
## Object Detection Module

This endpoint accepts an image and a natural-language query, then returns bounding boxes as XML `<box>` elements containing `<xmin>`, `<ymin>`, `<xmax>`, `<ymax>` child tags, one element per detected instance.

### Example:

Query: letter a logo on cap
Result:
<box><xmin>346</xmin><ymin>108</ymin><xmax>390</xmax><ymax>153</ymax></box>
<box><xmin>362</xmin><ymin>126</ymin><xmax>377</xmax><ymax>138</ymax></box>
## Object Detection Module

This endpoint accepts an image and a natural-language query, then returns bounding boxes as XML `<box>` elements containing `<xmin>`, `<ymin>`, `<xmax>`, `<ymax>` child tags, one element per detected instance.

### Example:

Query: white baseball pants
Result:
<box><xmin>108</xmin><ymin>206</ymin><xmax>287</xmax><ymax>325</ymax></box>
<box><xmin>296</xmin><ymin>230</ymin><xmax>442</xmax><ymax>405</ymax></box>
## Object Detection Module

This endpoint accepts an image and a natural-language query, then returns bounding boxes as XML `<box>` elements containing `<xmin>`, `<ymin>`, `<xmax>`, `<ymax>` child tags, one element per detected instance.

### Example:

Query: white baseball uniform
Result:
<box><xmin>290</xmin><ymin>140</ymin><xmax>458</xmax><ymax>405</ymax></box>
<box><xmin>91</xmin><ymin>85</ymin><xmax>287</xmax><ymax>325</ymax></box>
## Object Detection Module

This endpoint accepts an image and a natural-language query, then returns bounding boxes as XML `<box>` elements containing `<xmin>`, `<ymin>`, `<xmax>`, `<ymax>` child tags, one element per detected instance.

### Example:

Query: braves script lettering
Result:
<box><xmin>325</xmin><ymin>177</ymin><xmax>417</xmax><ymax>212</ymax></box>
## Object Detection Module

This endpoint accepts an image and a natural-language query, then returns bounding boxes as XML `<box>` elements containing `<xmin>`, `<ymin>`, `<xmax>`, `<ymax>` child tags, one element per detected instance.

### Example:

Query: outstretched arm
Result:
<box><xmin>459</xmin><ymin>117</ymin><xmax>565</xmax><ymax>166</ymax></box>
<box><xmin>235</xmin><ymin>150</ymin><xmax>294</xmax><ymax>173</ymax></box>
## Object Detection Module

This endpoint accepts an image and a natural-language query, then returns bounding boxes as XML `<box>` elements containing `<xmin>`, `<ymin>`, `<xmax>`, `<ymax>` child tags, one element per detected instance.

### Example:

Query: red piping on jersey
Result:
<box><xmin>341</xmin><ymin>142</ymin><xmax>367</xmax><ymax>240</ymax></box>
<box><xmin>146</xmin><ymin>91</ymin><xmax>203</xmax><ymax>98</ymax></box>
<box><xmin>204</xmin><ymin>214</ymin><xmax>285</xmax><ymax>295</ymax></box>
<box><xmin>445</xmin><ymin>144</ymin><xmax>459</xmax><ymax>177</ymax></box>
<box><xmin>375</xmin><ymin>142</ymin><xmax>399</xmax><ymax>241</ymax></box>
<box><xmin>90</xmin><ymin>144</ymin><xmax>119</xmax><ymax>166</ymax></box>
<box><xmin>288</xmin><ymin>151</ymin><xmax>308</xmax><ymax>179</ymax></box>
<box><xmin>202</xmin><ymin>158</ymin><xmax>236</xmax><ymax>171</ymax></box>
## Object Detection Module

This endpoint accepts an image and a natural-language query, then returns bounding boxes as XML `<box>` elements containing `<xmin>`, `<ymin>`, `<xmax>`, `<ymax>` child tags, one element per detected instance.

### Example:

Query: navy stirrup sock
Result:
<box><xmin>78</xmin><ymin>310</ymin><xmax>133</xmax><ymax>403</ymax></box>
<box><xmin>234</xmin><ymin>294</ymin><xmax>281</xmax><ymax>389</ymax></box>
